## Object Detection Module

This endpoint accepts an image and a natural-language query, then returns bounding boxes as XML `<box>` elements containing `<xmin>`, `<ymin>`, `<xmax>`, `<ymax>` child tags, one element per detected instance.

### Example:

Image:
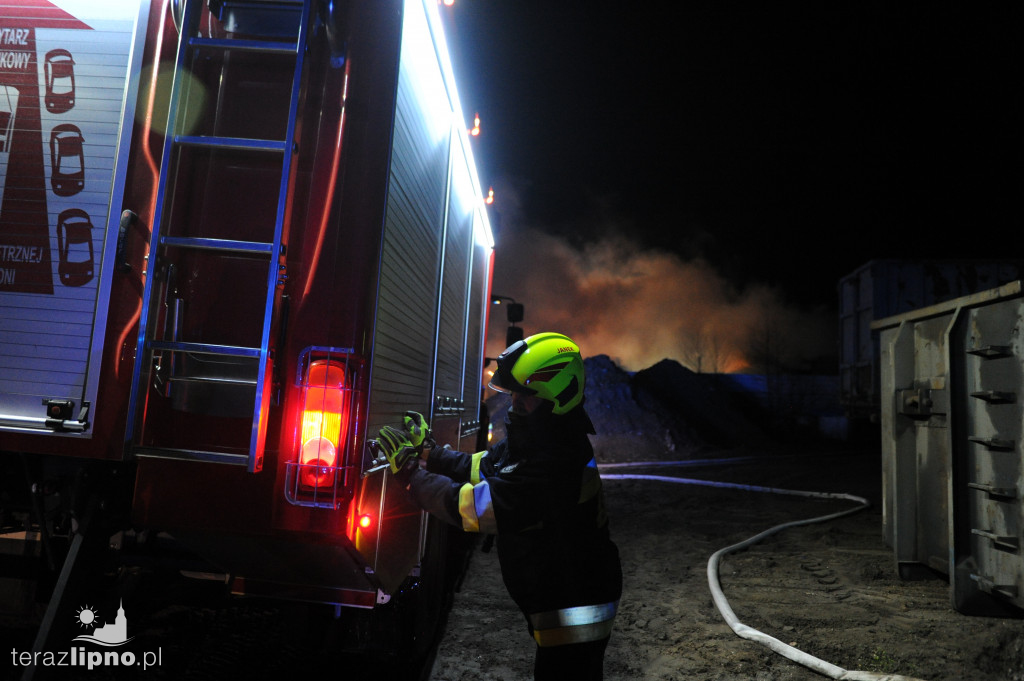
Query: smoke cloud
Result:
<box><xmin>486</xmin><ymin>226</ymin><xmax>835</xmax><ymax>374</ymax></box>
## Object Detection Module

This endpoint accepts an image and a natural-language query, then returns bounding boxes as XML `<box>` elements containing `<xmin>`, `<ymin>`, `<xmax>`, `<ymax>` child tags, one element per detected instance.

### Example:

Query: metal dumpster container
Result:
<box><xmin>875</xmin><ymin>280</ymin><xmax>1023</xmax><ymax>615</ymax></box>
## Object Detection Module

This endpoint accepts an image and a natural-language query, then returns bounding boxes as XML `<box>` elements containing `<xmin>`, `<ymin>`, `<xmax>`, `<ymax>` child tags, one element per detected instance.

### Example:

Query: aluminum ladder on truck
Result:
<box><xmin>126</xmin><ymin>0</ymin><xmax>311</xmax><ymax>472</ymax></box>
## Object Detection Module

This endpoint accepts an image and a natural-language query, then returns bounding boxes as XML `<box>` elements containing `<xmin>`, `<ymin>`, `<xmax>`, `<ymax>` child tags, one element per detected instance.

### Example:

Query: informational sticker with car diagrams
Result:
<box><xmin>0</xmin><ymin>1</ymin><xmax>148</xmax><ymax>433</ymax></box>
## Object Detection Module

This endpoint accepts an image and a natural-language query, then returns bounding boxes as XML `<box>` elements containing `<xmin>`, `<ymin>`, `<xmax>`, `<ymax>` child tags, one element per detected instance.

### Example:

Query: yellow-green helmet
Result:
<box><xmin>488</xmin><ymin>332</ymin><xmax>585</xmax><ymax>415</ymax></box>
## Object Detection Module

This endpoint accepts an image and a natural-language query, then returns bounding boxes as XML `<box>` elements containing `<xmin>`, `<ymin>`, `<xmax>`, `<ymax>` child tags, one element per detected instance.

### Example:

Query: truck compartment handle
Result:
<box><xmin>117</xmin><ymin>209</ymin><xmax>138</xmax><ymax>272</ymax></box>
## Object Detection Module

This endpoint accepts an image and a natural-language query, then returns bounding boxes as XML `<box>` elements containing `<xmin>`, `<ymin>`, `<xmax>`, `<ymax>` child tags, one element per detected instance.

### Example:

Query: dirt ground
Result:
<box><xmin>427</xmin><ymin>447</ymin><xmax>1024</xmax><ymax>681</ymax></box>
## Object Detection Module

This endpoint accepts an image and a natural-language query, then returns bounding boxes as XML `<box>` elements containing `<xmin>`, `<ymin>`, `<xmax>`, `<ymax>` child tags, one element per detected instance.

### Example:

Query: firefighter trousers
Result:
<box><xmin>533</xmin><ymin>636</ymin><xmax>610</xmax><ymax>681</ymax></box>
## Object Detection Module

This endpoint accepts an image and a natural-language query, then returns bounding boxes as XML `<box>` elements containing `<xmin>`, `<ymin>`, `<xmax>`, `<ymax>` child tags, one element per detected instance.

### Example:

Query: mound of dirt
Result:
<box><xmin>583</xmin><ymin>355</ymin><xmax>777</xmax><ymax>462</ymax></box>
<box><xmin>583</xmin><ymin>355</ymin><xmax>706</xmax><ymax>462</ymax></box>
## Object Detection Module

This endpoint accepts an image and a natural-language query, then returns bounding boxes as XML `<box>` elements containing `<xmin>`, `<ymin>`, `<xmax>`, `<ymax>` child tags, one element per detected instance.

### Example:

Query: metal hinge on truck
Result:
<box><xmin>42</xmin><ymin>399</ymin><xmax>89</xmax><ymax>433</ymax></box>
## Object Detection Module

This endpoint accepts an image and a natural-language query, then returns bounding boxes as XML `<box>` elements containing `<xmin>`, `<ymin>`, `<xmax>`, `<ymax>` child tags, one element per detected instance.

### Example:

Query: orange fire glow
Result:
<box><xmin>485</xmin><ymin>226</ymin><xmax>834</xmax><ymax>375</ymax></box>
<box><xmin>722</xmin><ymin>356</ymin><xmax>751</xmax><ymax>374</ymax></box>
<box><xmin>469</xmin><ymin>112</ymin><xmax>481</xmax><ymax>136</ymax></box>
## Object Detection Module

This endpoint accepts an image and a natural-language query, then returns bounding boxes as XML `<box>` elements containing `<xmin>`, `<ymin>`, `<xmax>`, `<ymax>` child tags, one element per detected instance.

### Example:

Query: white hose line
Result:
<box><xmin>601</xmin><ymin>471</ymin><xmax>928</xmax><ymax>681</ymax></box>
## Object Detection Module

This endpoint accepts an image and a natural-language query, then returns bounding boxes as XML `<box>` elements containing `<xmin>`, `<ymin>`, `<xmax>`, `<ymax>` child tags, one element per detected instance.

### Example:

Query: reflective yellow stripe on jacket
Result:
<box><xmin>458</xmin><ymin>480</ymin><xmax>496</xmax><ymax>533</ymax></box>
<box><xmin>469</xmin><ymin>451</ymin><xmax>486</xmax><ymax>484</ymax></box>
<box><xmin>457</xmin><ymin>452</ymin><xmax>494</xmax><ymax>533</ymax></box>
<box><xmin>529</xmin><ymin>601</ymin><xmax>619</xmax><ymax>647</ymax></box>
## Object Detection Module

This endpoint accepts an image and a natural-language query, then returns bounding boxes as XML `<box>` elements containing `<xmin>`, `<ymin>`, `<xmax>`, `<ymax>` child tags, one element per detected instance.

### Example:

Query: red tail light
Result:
<box><xmin>299</xmin><ymin>361</ymin><xmax>347</xmax><ymax>488</ymax></box>
<box><xmin>345</xmin><ymin>505</ymin><xmax>375</xmax><ymax>539</ymax></box>
<box><xmin>286</xmin><ymin>349</ymin><xmax>362</xmax><ymax>508</ymax></box>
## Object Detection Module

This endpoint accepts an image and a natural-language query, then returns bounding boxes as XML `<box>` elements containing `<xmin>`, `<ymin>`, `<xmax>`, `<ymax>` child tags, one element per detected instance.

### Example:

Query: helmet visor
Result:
<box><xmin>487</xmin><ymin>340</ymin><xmax>534</xmax><ymax>395</ymax></box>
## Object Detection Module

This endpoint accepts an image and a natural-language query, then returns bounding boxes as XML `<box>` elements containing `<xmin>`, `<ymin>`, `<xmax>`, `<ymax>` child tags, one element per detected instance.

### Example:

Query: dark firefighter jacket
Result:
<box><xmin>402</xmin><ymin>402</ymin><xmax>623</xmax><ymax>646</ymax></box>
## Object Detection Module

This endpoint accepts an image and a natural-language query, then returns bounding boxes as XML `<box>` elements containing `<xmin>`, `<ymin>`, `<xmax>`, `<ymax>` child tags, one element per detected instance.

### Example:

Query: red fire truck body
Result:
<box><xmin>0</xmin><ymin>0</ymin><xmax>493</xmax><ymax>625</ymax></box>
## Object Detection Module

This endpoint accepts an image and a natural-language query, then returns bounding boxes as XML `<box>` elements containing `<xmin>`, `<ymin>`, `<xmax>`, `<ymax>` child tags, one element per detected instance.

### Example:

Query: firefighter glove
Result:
<box><xmin>403</xmin><ymin>411</ymin><xmax>431</xmax><ymax>448</ymax></box>
<box><xmin>377</xmin><ymin>425</ymin><xmax>419</xmax><ymax>474</ymax></box>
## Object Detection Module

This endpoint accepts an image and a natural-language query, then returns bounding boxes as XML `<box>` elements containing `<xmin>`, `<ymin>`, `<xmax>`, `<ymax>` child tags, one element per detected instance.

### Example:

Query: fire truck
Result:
<box><xmin>0</xmin><ymin>0</ymin><xmax>494</xmax><ymax>659</ymax></box>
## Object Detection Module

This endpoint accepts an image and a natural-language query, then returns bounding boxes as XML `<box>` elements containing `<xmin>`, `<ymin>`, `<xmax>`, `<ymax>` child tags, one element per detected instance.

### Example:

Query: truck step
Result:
<box><xmin>148</xmin><ymin>340</ymin><xmax>261</xmax><ymax>359</ymax></box>
<box><xmin>188</xmin><ymin>36</ymin><xmax>298</xmax><ymax>54</ymax></box>
<box><xmin>159</xmin><ymin>236</ymin><xmax>275</xmax><ymax>254</ymax></box>
<box><xmin>174</xmin><ymin>135</ymin><xmax>286</xmax><ymax>152</ymax></box>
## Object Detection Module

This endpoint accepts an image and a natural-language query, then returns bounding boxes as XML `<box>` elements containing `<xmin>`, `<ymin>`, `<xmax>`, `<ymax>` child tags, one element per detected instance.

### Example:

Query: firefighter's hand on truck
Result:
<box><xmin>402</xmin><ymin>411</ymin><xmax>432</xmax><ymax>448</ymax></box>
<box><xmin>376</xmin><ymin>425</ymin><xmax>420</xmax><ymax>474</ymax></box>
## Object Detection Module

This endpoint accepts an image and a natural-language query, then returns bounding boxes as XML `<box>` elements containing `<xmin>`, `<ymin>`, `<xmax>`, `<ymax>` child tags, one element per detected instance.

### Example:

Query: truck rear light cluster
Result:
<box><xmin>285</xmin><ymin>349</ymin><xmax>362</xmax><ymax>508</ymax></box>
<box><xmin>299</xmin><ymin>360</ymin><xmax>345</xmax><ymax>487</ymax></box>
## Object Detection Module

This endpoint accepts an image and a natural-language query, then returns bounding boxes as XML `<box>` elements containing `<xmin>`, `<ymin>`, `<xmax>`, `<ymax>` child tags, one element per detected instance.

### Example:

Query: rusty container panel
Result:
<box><xmin>878</xmin><ymin>312</ymin><xmax>954</xmax><ymax>576</ymax></box>
<box><xmin>876</xmin><ymin>281</ymin><xmax>1024</xmax><ymax>615</ymax></box>
<box><xmin>950</xmin><ymin>293</ymin><xmax>1024</xmax><ymax>615</ymax></box>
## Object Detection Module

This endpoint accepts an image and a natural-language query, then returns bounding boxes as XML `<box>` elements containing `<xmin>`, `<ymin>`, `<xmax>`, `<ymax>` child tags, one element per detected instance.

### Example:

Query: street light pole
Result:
<box><xmin>490</xmin><ymin>295</ymin><xmax>524</xmax><ymax>347</ymax></box>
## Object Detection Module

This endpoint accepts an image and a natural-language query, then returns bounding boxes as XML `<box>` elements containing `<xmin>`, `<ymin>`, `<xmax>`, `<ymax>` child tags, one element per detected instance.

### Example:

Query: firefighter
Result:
<box><xmin>376</xmin><ymin>332</ymin><xmax>622</xmax><ymax>680</ymax></box>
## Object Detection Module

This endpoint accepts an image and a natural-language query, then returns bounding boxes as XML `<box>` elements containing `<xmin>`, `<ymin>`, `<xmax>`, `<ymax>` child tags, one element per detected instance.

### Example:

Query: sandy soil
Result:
<box><xmin>427</xmin><ymin>447</ymin><xmax>1024</xmax><ymax>681</ymax></box>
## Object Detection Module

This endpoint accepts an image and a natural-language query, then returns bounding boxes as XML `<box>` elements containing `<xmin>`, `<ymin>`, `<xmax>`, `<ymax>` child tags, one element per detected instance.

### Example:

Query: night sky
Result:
<box><xmin>440</xmin><ymin>3</ymin><xmax>1022</xmax><ymax>369</ymax></box>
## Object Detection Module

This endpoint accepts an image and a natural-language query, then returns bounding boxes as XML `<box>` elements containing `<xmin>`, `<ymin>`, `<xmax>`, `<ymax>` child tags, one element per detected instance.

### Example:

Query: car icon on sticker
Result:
<box><xmin>49</xmin><ymin>124</ymin><xmax>85</xmax><ymax>196</ymax></box>
<box><xmin>57</xmin><ymin>208</ymin><xmax>94</xmax><ymax>287</ymax></box>
<box><xmin>45</xmin><ymin>49</ymin><xmax>76</xmax><ymax>113</ymax></box>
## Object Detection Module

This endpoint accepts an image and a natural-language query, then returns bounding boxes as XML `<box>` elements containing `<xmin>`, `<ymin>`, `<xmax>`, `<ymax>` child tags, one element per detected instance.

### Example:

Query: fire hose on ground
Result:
<box><xmin>599</xmin><ymin>461</ymin><xmax>928</xmax><ymax>681</ymax></box>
